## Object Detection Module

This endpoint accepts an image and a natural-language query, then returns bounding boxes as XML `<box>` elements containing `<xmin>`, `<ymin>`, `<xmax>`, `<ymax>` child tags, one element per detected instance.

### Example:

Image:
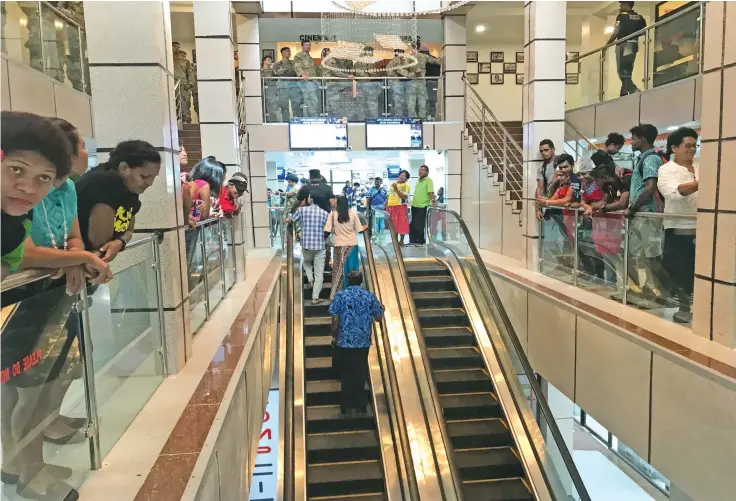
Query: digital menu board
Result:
<box><xmin>366</xmin><ymin>118</ymin><xmax>423</xmax><ymax>149</ymax></box>
<box><xmin>289</xmin><ymin>117</ymin><xmax>348</xmax><ymax>150</ymax></box>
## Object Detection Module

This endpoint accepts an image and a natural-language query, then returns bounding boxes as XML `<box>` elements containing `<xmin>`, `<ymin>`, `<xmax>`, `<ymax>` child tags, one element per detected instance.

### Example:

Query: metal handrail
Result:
<box><xmin>427</xmin><ymin>206</ymin><xmax>592</xmax><ymax>501</ymax></box>
<box><xmin>463</xmin><ymin>76</ymin><xmax>523</xmax><ymax>155</ymax></box>
<box><xmin>564</xmin><ymin>119</ymin><xmax>598</xmax><ymax>150</ymax></box>
<box><xmin>545</xmin><ymin>205</ymin><xmax>697</xmax><ymax>221</ymax></box>
<box><xmin>41</xmin><ymin>1</ymin><xmax>84</xmax><ymax>31</ymax></box>
<box><xmin>568</xmin><ymin>2</ymin><xmax>702</xmax><ymax>63</ymax></box>
<box><xmin>257</xmin><ymin>75</ymin><xmax>440</xmax><ymax>81</ymax></box>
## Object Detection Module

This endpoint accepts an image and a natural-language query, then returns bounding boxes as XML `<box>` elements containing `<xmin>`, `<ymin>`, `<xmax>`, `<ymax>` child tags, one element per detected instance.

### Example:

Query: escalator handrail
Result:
<box><xmin>371</xmin><ymin>208</ymin><xmax>464</xmax><ymax>501</ymax></box>
<box><xmin>426</xmin><ymin>207</ymin><xmax>592</xmax><ymax>501</ymax></box>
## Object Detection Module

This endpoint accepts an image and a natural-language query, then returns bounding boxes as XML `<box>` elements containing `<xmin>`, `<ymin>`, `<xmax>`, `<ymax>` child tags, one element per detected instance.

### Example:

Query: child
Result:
<box><xmin>1</xmin><ymin>112</ymin><xmax>72</xmax><ymax>279</ymax></box>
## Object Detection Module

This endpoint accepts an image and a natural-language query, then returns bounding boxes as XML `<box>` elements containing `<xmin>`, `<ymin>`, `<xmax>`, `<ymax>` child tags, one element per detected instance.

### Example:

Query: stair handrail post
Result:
<box><xmin>481</xmin><ymin>105</ymin><xmax>486</xmax><ymax>159</ymax></box>
<box><xmin>598</xmin><ymin>49</ymin><xmax>605</xmax><ymax>102</ymax></box>
<box><xmin>503</xmin><ymin>135</ymin><xmax>508</xmax><ymax>194</ymax></box>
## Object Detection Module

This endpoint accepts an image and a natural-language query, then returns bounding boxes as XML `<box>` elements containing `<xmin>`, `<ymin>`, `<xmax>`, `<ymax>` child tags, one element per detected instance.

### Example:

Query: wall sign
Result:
<box><xmin>248</xmin><ymin>390</ymin><xmax>279</xmax><ymax>501</ymax></box>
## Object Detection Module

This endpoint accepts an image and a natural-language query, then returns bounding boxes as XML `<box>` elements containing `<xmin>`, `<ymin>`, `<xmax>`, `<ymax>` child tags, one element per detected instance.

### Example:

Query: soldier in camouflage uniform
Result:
<box><xmin>272</xmin><ymin>47</ymin><xmax>302</xmax><ymax>119</ymax></box>
<box><xmin>319</xmin><ymin>48</ymin><xmax>351</xmax><ymax>117</ymax></box>
<box><xmin>294</xmin><ymin>41</ymin><xmax>319</xmax><ymax>117</ymax></box>
<box><xmin>173</xmin><ymin>42</ymin><xmax>195</xmax><ymax>123</ymax></box>
<box><xmin>261</xmin><ymin>54</ymin><xmax>282</xmax><ymax>122</ymax></box>
<box><xmin>406</xmin><ymin>45</ymin><xmax>441</xmax><ymax>120</ymax></box>
<box><xmin>354</xmin><ymin>46</ymin><xmax>382</xmax><ymax>120</ymax></box>
<box><xmin>386</xmin><ymin>49</ymin><xmax>410</xmax><ymax>117</ymax></box>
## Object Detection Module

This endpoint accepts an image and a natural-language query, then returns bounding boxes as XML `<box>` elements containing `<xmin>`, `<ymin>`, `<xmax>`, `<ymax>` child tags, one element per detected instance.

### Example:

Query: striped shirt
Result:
<box><xmin>292</xmin><ymin>204</ymin><xmax>329</xmax><ymax>251</ymax></box>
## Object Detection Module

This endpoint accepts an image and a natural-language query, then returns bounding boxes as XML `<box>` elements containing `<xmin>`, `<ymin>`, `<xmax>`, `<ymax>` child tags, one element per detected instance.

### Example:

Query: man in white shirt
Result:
<box><xmin>657</xmin><ymin>127</ymin><xmax>698</xmax><ymax>324</ymax></box>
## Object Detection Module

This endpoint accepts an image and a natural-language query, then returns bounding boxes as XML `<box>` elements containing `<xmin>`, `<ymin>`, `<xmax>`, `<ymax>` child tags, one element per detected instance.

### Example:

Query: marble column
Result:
<box><xmin>193</xmin><ymin>1</ymin><xmax>248</xmax><ymax>278</ymax></box>
<box><xmin>692</xmin><ymin>1</ymin><xmax>736</xmax><ymax>346</ymax></box>
<box><xmin>441</xmin><ymin>13</ymin><xmax>466</xmax><ymax>123</ymax></box>
<box><xmin>522</xmin><ymin>1</ymin><xmax>567</xmax><ymax>270</ymax></box>
<box><xmin>237</xmin><ymin>14</ymin><xmax>271</xmax><ymax>249</ymax></box>
<box><xmin>84</xmin><ymin>0</ymin><xmax>190</xmax><ymax>373</ymax></box>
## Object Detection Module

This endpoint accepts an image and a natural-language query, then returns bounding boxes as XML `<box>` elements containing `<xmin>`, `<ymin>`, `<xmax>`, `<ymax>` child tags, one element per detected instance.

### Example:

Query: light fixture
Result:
<box><xmin>604</xmin><ymin>26</ymin><xmax>614</xmax><ymax>34</ymax></box>
<box><xmin>667</xmin><ymin>126</ymin><xmax>678</xmax><ymax>131</ymax></box>
<box><xmin>475</xmin><ymin>25</ymin><xmax>486</xmax><ymax>33</ymax></box>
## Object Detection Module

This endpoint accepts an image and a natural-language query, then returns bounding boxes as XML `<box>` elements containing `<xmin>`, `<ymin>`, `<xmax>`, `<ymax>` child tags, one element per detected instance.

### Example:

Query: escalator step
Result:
<box><xmin>304</xmin><ymin>317</ymin><xmax>331</xmax><ymax>337</ymax></box>
<box><xmin>461</xmin><ymin>477</ymin><xmax>534</xmax><ymax>501</ymax></box>
<box><xmin>427</xmin><ymin>347</ymin><xmax>484</xmax><ymax>370</ymax></box>
<box><xmin>307</xmin><ymin>405</ymin><xmax>375</xmax><ymax>434</ymax></box>
<box><xmin>304</xmin><ymin>283</ymin><xmax>332</xmax><ymax>299</ymax></box>
<box><xmin>422</xmin><ymin>327</ymin><xmax>476</xmax><ymax>348</ymax></box>
<box><xmin>309</xmin><ymin>495</ymin><xmax>385</xmax><ymax>501</ymax></box>
<box><xmin>434</xmin><ymin>369</ymin><xmax>493</xmax><ymax>394</ymax></box>
<box><xmin>306</xmin><ymin>380</ymin><xmax>369</xmax><ymax>406</ymax></box>
<box><xmin>447</xmin><ymin>418</ymin><xmax>514</xmax><ymax>449</ymax></box>
<box><xmin>304</xmin><ymin>300</ymin><xmax>332</xmax><ymax>318</ymax></box>
<box><xmin>307</xmin><ymin>429</ymin><xmax>381</xmax><ymax>464</ymax></box>
<box><xmin>413</xmin><ymin>291</ymin><xmax>463</xmax><ymax>309</ymax></box>
<box><xmin>454</xmin><ymin>447</ymin><xmax>525</xmax><ymax>481</ymax></box>
<box><xmin>418</xmin><ymin>308</ymin><xmax>469</xmax><ymax>328</ymax></box>
<box><xmin>305</xmin><ymin>335</ymin><xmax>334</xmax><ymax>358</ymax></box>
<box><xmin>440</xmin><ymin>392</ymin><xmax>503</xmax><ymax>420</ymax></box>
<box><xmin>404</xmin><ymin>263</ymin><xmax>450</xmax><ymax>278</ymax></box>
<box><xmin>305</xmin><ymin>357</ymin><xmax>336</xmax><ymax>381</ymax></box>
<box><xmin>307</xmin><ymin>460</ymin><xmax>384</xmax><ymax>499</ymax></box>
<box><xmin>408</xmin><ymin>276</ymin><xmax>455</xmax><ymax>292</ymax></box>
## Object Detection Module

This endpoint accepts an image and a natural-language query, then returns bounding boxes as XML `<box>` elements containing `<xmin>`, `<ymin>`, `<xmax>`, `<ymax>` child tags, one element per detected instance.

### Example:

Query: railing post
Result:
<box><xmin>598</xmin><ymin>49</ymin><xmax>605</xmax><ymax>102</ymax></box>
<box><xmin>200</xmin><ymin>226</ymin><xmax>210</xmax><ymax>319</ymax></box>
<box><xmin>643</xmin><ymin>32</ymin><xmax>650</xmax><ymax>90</ymax></box>
<box><xmin>152</xmin><ymin>235</ymin><xmax>169</xmax><ymax>376</ymax></box>
<box><xmin>78</xmin><ymin>286</ymin><xmax>102</xmax><ymax>470</ymax></box>
<box><xmin>78</xmin><ymin>26</ymin><xmax>86</xmax><ymax>93</ymax></box>
<box><xmin>463</xmin><ymin>77</ymin><xmax>467</xmax><ymax>127</ymax></box>
<box><xmin>218</xmin><ymin>219</ymin><xmax>226</xmax><ymax>297</ymax></box>
<box><xmin>481</xmin><ymin>106</ymin><xmax>486</xmax><ymax>160</ymax></box>
<box><xmin>383</xmin><ymin>77</ymin><xmax>389</xmax><ymax>117</ymax></box>
<box><xmin>622</xmin><ymin>217</ymin><xmax>630</xmax><ymax>305</ymax></box>
<box><xmin>573</xmin><ymin>210</ymin><xmax>579</xmax><ymax>287</ymax></box>
<box><xmin>698</xmin><ymin>2</ymin><xmax>705</xmax><ymax>73</ymax></box>
<box><xmin>503</xmin><ymin>137</ymin><xmax>508</xmax><ymax>193</ymax></box>
<box><xmin>262</xmin><ymin>77</ymin><xmax>268</xmax><ymax>122</ymax></box>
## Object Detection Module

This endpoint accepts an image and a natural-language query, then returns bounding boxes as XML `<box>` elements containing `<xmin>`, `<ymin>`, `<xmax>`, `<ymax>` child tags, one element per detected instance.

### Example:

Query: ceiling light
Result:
<box><xmin>667</xmin><ymin>126</ymin><xmax>678</xmax><ymax>131</ymax></box>
<box><xmin>475</xmin><ymin>25</ymin><xmax>486</xmax><ymax>33</ymax></box>
<box><xmin>604</xmin><ymin>26</ymin><xmax>614</xmax><ymax>34</ymax></box>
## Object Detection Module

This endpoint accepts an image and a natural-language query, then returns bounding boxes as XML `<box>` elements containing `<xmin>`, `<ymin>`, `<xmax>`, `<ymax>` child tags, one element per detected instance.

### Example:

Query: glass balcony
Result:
<box><xmin>1</xmin><ymin>1</ymin><xmax>90</xmax><ymax>94</ymax></box>
<box><xmin>259</xmin><ymin>76</ymin><xmax>442</xmax><ymax>122</ymax></box>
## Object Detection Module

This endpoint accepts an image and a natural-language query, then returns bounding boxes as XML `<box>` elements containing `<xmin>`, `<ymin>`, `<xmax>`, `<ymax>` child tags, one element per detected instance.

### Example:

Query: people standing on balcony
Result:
<box><xmin>407</xmin><ymin>45</ymin><xmax>441</xmax><ymax>120</ymax></box>
<box><xmin>387</xmin><ymin>170</ymin><xmax>411</xmax><ymax>245</ymax></box>
<box><xmin>261</xmin><ymin>54</ymin><xmax>282</xmax><ymax>123</ymax></box>
<box><xmin>294</xmin><ymin>40</ymin><xmax>319</xmax><ymax>117</ymax></box>
<box><xmin>272</xmin><ymin>47</ymin><xmax>302</xmax><ymax>120</ymax></box>
<box><xmin>607</xmin><ymin>1</ymin><xmax>647</xmax><ymax>96</ymax></box>
<box><xmin>658</xmin><ymin>127</ymin><xmax>699</xmax><ymax>323</ymax></box>
<box><xmin>387</xmin><ymin>49</ymin><xmax>410</xmax><ymax>117</ymax></box>
<box><xmin>410</xmin><ymin>165</ymin><xmax>436</xmax><ymax>246</ymax></box>
<box><xmin>535</xmin><ymin>139</ymin><xmax>557</xmax><ymax>221</ymax></box>
<box><xmin>624</xmin><ymin>123</ymin><xmax>667</xmax><ymax>307</ymax></box>
<box><xmin>173</xmin><ymin>42</ymin><xmax>195</xmax><ymax>124</ymax></box>
<box><xmin>354</xmin><ymin>46</ymin><xmax>382</xmax><ymax>120</ymax></box>
<box><xmin>324</xmin><ymin>196</ymin><xmax>365</xmax><ymax>299</ymax></box>
<box><xmin>320</xmin><ymin>47</ymin><xmax>353</xmax><ymax>118</ymax></box>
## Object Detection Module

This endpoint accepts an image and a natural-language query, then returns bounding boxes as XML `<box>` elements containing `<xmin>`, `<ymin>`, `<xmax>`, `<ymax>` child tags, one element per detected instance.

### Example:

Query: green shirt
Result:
<box><xmin>2</xmin><ymin>218</ymin><xmax>31</xmax><ymax>272</ymax></box>
<box><xmin>412</xmin><ymin>177</ymin><xmax>435</xmax><ymax>208</ymax></box>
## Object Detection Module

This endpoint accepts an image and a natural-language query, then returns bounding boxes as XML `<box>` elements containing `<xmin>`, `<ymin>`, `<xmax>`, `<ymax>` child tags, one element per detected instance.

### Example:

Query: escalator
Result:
<box><xmin>406</xmin><ymin>260</ymin><xmax>533</xmax><ymax>500</ymax></box>
<box><xmin>301</xmin><ymin>269</ymin><xmax>386</xmax><ymax>501</ymax></box>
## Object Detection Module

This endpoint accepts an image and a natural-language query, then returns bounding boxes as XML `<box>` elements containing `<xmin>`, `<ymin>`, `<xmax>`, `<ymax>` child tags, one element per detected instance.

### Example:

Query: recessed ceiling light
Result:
<box><xmin>604</xmin><ymin>26</ymin><xmax>614</xmax><ymax>34</ymax></box>
<box><xmin>475</xmin><ymin>25</ymin><xmax>486</xmax><ymax>33</ymax></box>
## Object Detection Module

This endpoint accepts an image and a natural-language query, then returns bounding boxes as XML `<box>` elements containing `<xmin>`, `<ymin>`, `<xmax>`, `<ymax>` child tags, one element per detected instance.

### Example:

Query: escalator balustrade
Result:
<box><xmin>405</xmin><ymin>260</ymin><xmax>535</xmax><ymax>501</ymax></box>
<box><xmin>302</xmin><ymin>268</ymin><xmax>387</xmax><ymax>501</ymax></box>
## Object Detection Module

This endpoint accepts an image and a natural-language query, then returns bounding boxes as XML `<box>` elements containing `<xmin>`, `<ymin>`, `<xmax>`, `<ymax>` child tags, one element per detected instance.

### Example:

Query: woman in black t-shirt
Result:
<box><xmin>75</xmin><ymin>141</ymin><xmax>161</xmax><ymax>262</ymax></box>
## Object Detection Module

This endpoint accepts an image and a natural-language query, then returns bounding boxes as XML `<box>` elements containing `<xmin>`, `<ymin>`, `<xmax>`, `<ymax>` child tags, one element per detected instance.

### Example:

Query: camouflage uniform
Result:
<box><xmin>56</xmin><ymin>2</ymin><xmax>86</xmax><ymax>92</ymax></box>
<box><xmin>294</xmin><ymin>50</ymin><xmax>320</xmax><ymax>116</ymax></box>
<box><xmin>354</xmin><ymin>56</ymin><xmax>382</xmax><ymax>120</ymax></box>
<box><xmin>272</xmin><ymin>57</ymin><xmax>302</xmax><ymax>119</ymax></box>
<box><xmin>407</xmin><ymin>51</ymin><xmax>441</xmax><ymax>119</ymax></box>
<box><xmin>261</xmin><ymin>66</ymin><xmax>282</xmax><ymax>122</ymax></box>
<box><xmin>320</xmin><ymin>59</ymin><xmax>352</xmax><ymax>118</ymax></box>
<box><xmin>174</xmin><ymin>54</ymin><xmax>195</xmax><ymax>123</ymax></box>
<box><xmin>386</xmin><ymin>55</ymin><xmax>410</xmax><ymax>117</ymax></box>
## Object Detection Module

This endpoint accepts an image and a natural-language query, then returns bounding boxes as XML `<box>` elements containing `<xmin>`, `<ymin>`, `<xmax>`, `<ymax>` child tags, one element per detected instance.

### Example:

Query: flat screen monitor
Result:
<box><xmin>289</xmin><ymin>117</ymin><xmax>348</xmax><ymax>150</ymax></box>
<box><xmin>366</xmin><ymin>118</ymin><xmax>423</xmax><ymax>149</ymax></box>
<box><xmin>387</xmin><ymin>165</ymin><xmax>401</xmax><ymax>180</ymax></box>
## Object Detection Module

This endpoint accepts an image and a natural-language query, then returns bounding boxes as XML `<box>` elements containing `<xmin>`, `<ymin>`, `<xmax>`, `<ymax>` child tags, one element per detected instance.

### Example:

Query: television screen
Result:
<box><xmin>387</xmin><ymin>165</ymin><xmax>401</xmax><ymax>180</ymax></box>
<box><xmin>366</xmin><ymin>118</ymin><xmax>423</xmax><ymax>149</ymax></box>
<box><xmin>289</xmin><ymin>117</ymin><xmax>348</xmax><ymax>150</ymax></box>
<box><xmin>277</xmin><ymin>167</ymin><xmax>285</xmax><ymax>181</ymax></box>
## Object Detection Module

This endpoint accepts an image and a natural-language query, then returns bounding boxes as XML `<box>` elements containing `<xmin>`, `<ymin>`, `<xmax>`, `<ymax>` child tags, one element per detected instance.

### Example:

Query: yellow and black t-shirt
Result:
<box><xmin>75</xmin><ymin>167</ymin><xmax>141</xmax><ymax>250</ymax></box>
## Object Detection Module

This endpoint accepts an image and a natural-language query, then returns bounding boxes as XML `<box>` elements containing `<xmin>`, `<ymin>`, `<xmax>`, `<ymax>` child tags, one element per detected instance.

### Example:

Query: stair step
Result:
<box><xmin>440</xmin><ymin>392</ymin><xmax>503</xmax><ymax>420</ymax></box>
<box><xmin>422</xmin><ymin>327</ymin><xmax>475</xmax><ymax>348</ymax></box>
<box><xmin>461</xmin><ymin>477</ymin><xmax>533</xmax><ymax>501</ymax></box>
<box><xmin>305</xmin><ymin>335</ymin><xmax>334</xmax><ymax>358</ymax></box>
<box><xmin>412</xmin><ymin>291</ymin><xmax>462</xmax><ymax>309</ymax></box>
<box><xmin>417</xmin><ymin>308</ymin><xmax>469</xmax><ymax>328</ymax></box>
<box><xmin>404</xmin><ymin>262</ymin><xmax>449</xmax><ymax>277</ymax></box>
<box><xmin>427</xmin><ymin>347</ymin><xmax>484</xmax><ymax>370</ymax></box>
<box><xmin>307</xmin><ymin>460</ymin><xmax>384</xmax><ymax>499</ymax></box>
<box><xmin>306</xmin><ymin>405</ymin><xmax>375</xmax><ymax>434</ymax></box>
<box><xmin>305</xmin><ymin>357</ymin><xmax>336</xmax><ymax>381</ymax></box>
<box><xmin>434</xmin><ymin>369</ymin><xmax>493</xmax><ymax>394</ymax></box>
<box><xmin>307</xmin><ymin>429</ymin><xmax>381</xmax><ymax>464</ymax></box>
<box><xmin>408</xmin><ymin>275</ymin><xmax>455</xmax><ymax>292</ymax></box>
<box><xmin>454</xmin><ymin>447</ymin><xmax>525</xmax><ymax>481</ymax></box>
<box><xmin>304</xmin><ymin>299</ymin><xmax>332</xmax><ymax>318</ymax></box>
<box><xmin>304</xmin><ymin>317</ymin><xmax>331</xmax><ymax>337</ymax></box>
<box><xmin>305</xmin><ymin>282</ymin><xmax>333</xmax><ymax>299</ymax></box>
<box><xmin>447</xmin><ymin>418</ymin><xmax>514</xmax><ymax>449</ymax></box>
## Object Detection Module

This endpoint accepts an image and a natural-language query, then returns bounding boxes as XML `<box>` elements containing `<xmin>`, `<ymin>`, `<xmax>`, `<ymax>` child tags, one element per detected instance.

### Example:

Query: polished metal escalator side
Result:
<box><xmin>367</xmin><ymin>210</ymin><xmax>463</xmax><ymax>501</ymax></box>
<box><xmin>425</xmin><ymin>207</ymin><xmax>592</xmax><ymax>501</ymax></box>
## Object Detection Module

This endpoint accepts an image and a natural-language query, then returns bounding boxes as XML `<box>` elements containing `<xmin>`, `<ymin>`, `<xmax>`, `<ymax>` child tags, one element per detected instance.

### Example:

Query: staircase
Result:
<box><xmin>179</xmin><ymin>124</ymin><xmax>202</xmax><ymax>168</ymax></box>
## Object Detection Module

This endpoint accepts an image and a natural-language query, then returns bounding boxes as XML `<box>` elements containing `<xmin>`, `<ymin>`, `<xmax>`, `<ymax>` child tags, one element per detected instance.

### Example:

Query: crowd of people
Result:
<box><xmin>535</xmin><ymin>123</ymin><xmax>699</xmax><ymax>323</ymax></box>
<box><xmin>262</xmin><ymin>40</ymin><xmax>441</xmax><ymax>122</ymax></box>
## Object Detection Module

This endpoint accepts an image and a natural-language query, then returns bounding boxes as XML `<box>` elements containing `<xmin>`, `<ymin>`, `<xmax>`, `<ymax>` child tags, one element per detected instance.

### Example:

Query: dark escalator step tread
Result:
<box><xmin>304</xmin><ymin>300</ymin><xmax>332</xmax><ymax>317</ymax></box>
<box><xmin>306</xmin><ymin>380</ymin><xmax>369</xmax><ymax>406</ymax></box>
<box><xmin>305</xmin><ymin>357</ymin><xmax>336</xmax><ymax>380</ymax></box>
<box><xmin>307</xmin><ymin>461</ymin><xmax>385</xmax><ymax>498</ymax></box>
<box><xmin>309</xmin><ymin>494</ymin><xmax>385</xmax><ymax>501</ymax></box>
<box><xmin>413</xmin><ymin>291</ymin><xmax>463</xmax><ymax>308</ymax></box>
<box><xmin>305</xmin><ymin>336</ymin><xmax>335</xmax><ymax>357</ymax></box>
<box><xmin>454</xmin><ymin>447</ymin><xmax>526</xmax><ymax>481</ymax></box>
<box><xmin>408</xmin><ymin>276</ymin><xmax>455</xmax><ymax>292</ymax></box>
<box><xmin>448</xmin><ymin>418</ymin><xmax>515</xmax><ymax>449</ymax></box>
<box><xmin>304</xmin><ymin>317</ymin><xmax>332</xmax><ymax>337</ymax></box>
<box><xmin>423</xmin><ymin>327</ymin><xmax>476</xmax><ymax>347</ymax></box>
<box><xmin>427</xmin><ymin>347</ymin><xmax>484</xmax><ymax>370</ymax></box>
<box><xmin>304</xmin><ymin>284</ymin><xmax>333</xmax><ymax>299</ymax></box>
<box><xmin>418</xmin><ymin>308</ymin><xmax>469</xmax><ymax>328</ymax></box>
<box><xmin>461</xmin><ymin>477</ymin><xmax>534</xmax><ymax>501</ymax></box>
<box><xmin>440</xmin><ymin>393</ymin><xmax>503</xmax><ymax>420</ymax></box>
<box><xmin>434</xmin><ymin>369</ymin><xmax>493</xmax><ymax>394</ymax></box>
<box><xmin>307</xmin><ymin>430</ymin><xmax>380</xmax><ymax>463</ymax></box>
<box><xmin>306</xmin><ymin>405</ymin><xmax>375</xmax><ymax>433</ymax></box>
<box><xmin>404</xmin><ymin>263</ymin><xmax>450</xmax><ymax>277</ymax></box>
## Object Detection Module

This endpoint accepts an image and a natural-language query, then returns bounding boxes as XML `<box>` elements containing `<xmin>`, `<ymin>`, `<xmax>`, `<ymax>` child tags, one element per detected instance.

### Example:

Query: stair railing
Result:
<box><xmin>462</xmin><ymin>76</ymin><xmax>524</xmax><ymax>202</ymax></box>
<box><xmin>174</xmin><ymin>80</ymin><xmax>182</xmax><ymax>127</ymax></box>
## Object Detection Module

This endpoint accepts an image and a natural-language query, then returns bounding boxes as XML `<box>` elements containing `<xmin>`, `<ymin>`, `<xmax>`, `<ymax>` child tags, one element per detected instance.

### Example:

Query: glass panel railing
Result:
<box><xmin>221</xmin><ymin>218</ymin><xmax>235</xmax><ymax>292</ymax></box>
<box><xmin>86</xmin><ymin>238</ymin><xmax>166</xmax><ymax>458</ymax></box>
<box><xmin>567</xmin><ymin>2</ymin><xmax>703</xmax><ymax>109</ymax></box>
<box><xmin>259</xmin><ymin>77</ymin><xmax>441</xmax><ymax>122</ymax></box>
<box><xmin>539</xmin><ymin>208</ymin><xmax>576</xmax><ymax>285</ymax></box>
<box><xmin>427</xmin><ymin>207</ymin><xmax>591</xmax><ymax>501</ymax></box>
<box><xmin>203</xmin><ymin>220</ymin><xmax>225</xmax><ymax>312</ymax></box>
<box><xmin>1</xmin><ymin>1</ymin><xmax>89</xmax><ymax>94</ymax></box>
<box><xmin>186</xmin><ymin>225</ymin><xmax>208</xmax><ymax>334</ymax></box>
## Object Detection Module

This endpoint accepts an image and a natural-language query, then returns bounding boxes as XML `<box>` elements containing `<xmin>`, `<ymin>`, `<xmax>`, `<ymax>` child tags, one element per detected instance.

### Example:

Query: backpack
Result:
<box><xmin>635</xmin><ymin>150</ymin><xmax>668</xmax><ymax>212</ymax></box>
